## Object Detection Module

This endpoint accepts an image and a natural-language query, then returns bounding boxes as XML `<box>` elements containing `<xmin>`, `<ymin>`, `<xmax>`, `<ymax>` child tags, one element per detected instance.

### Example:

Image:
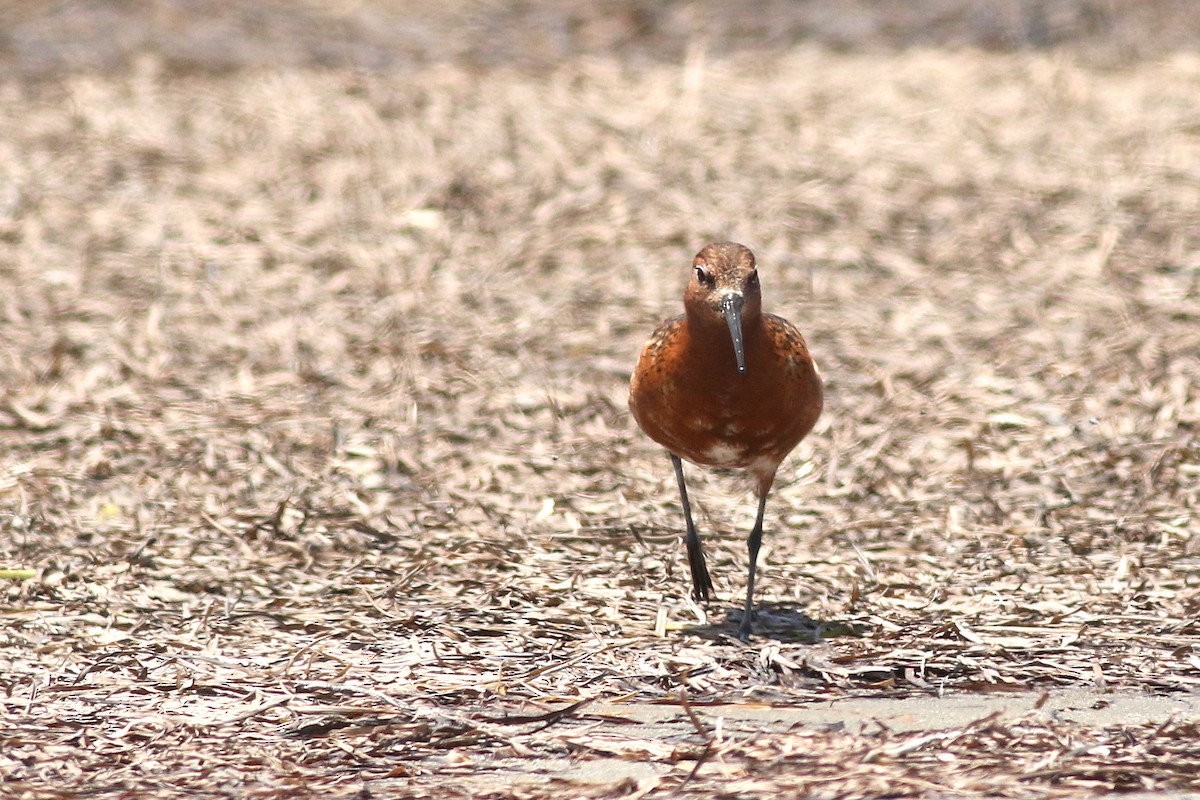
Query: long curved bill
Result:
<box><xmin>721</xmin><ymin>293</ymin><xmax>746</xmax><ymax>375</ymax></box>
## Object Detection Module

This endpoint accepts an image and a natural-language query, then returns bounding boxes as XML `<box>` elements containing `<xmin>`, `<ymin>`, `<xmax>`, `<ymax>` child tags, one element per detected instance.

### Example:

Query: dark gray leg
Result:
<box><xmin>738</xmin><ymin>492</ymin><xmax>770</xmax><ymax>641</ymax></box>
<box><xmin>672</xmin><ymin>454</ymin><xmax>714</xmax><ymax>601</ymax></box>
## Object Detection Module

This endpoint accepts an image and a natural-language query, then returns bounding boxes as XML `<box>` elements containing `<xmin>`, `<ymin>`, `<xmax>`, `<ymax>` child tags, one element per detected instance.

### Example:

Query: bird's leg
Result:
<box><xmin>671</xmin><ymin>454</ymin><xmax>714</xmax><ymax>601</ymax></box>
<box><xmin>738</xmin><ymin>490</ymin><xmax>770</xmax><ymax>641</ymax></box>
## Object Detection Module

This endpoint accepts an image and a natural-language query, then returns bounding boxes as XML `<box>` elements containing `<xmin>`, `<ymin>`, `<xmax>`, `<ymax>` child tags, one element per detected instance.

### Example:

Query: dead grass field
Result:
<box><xmin>2</xmin><ymin>2</ymin><xmax>1200</xmax><ymax>797</ymax></box>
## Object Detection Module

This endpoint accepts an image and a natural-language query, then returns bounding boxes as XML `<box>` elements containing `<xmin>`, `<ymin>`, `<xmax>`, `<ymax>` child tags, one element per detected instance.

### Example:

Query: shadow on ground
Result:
<box><xmin>680</xmin><ymin>602</ymin><xmax>867</xmax><ymax>644</ymax></box>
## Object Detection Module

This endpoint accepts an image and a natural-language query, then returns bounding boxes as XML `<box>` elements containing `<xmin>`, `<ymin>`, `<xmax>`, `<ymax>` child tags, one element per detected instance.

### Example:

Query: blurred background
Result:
<box><xmin>4</xmin><ymin>0</ymin><xmax>1200</xmax><ymax>76</ymax></box>
<box><xmin>2</xmin><ymin>2</ymin><xmax>1200</xmax><ymax>795</ymax></box>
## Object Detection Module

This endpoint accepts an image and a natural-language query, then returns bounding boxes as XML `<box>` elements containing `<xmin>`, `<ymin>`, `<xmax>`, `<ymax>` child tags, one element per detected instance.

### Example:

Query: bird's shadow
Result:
<box><xmin>682</xmin><ymin>601</ymin><xmax>868</xmax><ymax>644</ymax></box>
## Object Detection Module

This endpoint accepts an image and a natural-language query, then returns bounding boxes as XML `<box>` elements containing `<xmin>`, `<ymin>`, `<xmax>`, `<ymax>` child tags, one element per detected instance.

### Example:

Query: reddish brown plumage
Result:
<box><xmin>629</xmin><ymin>242</ymin><xmax>823</xmax><ymax>640</ymax></box>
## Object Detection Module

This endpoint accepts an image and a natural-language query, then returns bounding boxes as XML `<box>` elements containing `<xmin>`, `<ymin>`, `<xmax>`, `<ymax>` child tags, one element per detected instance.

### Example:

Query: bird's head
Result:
<box><xmin>683</xmin><ymin>242</ymin><xmax>763</xmax><ymax>375</ymax></box>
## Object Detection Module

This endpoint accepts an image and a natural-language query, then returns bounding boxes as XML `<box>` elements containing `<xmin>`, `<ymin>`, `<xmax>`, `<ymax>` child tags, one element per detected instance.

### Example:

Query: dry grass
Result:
<box><xmin>2</xmin><ymin>2</ymin><xmax>1199</xmax><ymax>797</ymax></box>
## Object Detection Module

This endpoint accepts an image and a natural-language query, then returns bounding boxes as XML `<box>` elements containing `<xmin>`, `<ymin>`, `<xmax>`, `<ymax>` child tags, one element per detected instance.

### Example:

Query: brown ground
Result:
<box><xmin>2</xmin><ymin>2</ymin><xmax>1200</xmax><ymax>798</ymax></box>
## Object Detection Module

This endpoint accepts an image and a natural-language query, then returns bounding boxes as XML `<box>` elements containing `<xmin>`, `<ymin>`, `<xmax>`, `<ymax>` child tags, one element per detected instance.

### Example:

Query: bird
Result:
<box><xmin>629</xmin><ymin>242</ymin><xmax>823</xmax><ymax>641</ymax></box>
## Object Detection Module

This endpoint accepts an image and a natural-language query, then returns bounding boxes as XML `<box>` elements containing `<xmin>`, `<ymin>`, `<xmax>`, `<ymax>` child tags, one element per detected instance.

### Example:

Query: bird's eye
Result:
<box><xmin>748</xmin><ymin>270</ymin><xmax>759</xmax><ymax>287</ymax></box>
<box><xmin>695</xmin><ymin>265</ymin><xmax>713</xmax><ymax>285</ymax></box>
